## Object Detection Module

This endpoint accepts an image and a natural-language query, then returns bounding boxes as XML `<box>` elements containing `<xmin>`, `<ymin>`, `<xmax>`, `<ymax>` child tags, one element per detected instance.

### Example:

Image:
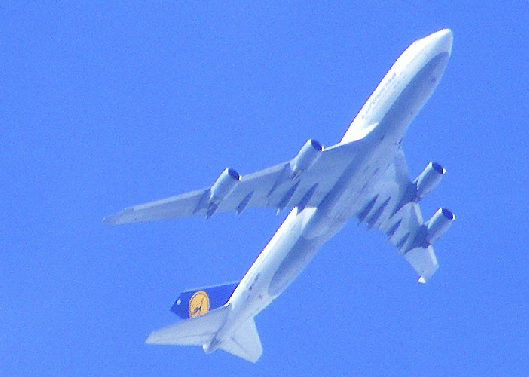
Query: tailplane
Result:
<box><xmin>220</xmin><ymin>318</ymin><xmax>262</xmax><ymax>363</ymax></box>
<box><xmin>146</xmin><ymin>304</ymin><xmax>230</xmax><ymax>346</ymax></box>
<box><xmin>146</xmin><ymin>282</ymin><xmax>263</xmax><ymax>362</ymax></box>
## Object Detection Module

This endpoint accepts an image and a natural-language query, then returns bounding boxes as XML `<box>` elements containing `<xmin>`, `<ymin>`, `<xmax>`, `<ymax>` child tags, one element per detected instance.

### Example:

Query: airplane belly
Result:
<box><xmin>253</xmin><ymin>151</ymin><xmax>392</xmax><ymax>300</ymax></box>
<box><xmin>376</xmin><ymin>52</ymin><xmax>451</xmax><ymax>141</ymax></box>
<box><xmin>228</xmin><ymin>206</ymin><xmax>348</xmax><ymax>316</ymax></box>
<box><xmin>235</xmin><ymin>50</ymin><xmax>452</xmax><ymax>309</ymax></box>
<box><xmin>267</xmin><ymin>231</ymin><xmax>328</xmax><ymax>297</ymax></box>
<box><xmin>226</xmin><ymin>209</ymin><xmax>311</xmax><ymax>315</ymax></box>
<box><xmin>106</xmin><ymin>29</ymin><xmax>455</xmax><ymax>363</ymax></box>
<box><xmin>343</xmin><ymin>48</ymin><xmax>451</xmax><ymax>145</ymax></box>
<box><xmin>263</xmin><ymin>206</ymin><xmax>349</xmax><ymax>298</ymax></box>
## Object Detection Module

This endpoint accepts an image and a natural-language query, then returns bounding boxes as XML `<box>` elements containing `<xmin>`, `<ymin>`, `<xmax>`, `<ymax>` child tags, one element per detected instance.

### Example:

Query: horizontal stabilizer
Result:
<box><xmin>146</xmin><ymin>305</ymin><xmax>230</xmax><ymax>346</ymax></box>
<box><xmin>220</xmin><ymin>318</ymin><xmax>263</xmax><ymax>363</ymax></box>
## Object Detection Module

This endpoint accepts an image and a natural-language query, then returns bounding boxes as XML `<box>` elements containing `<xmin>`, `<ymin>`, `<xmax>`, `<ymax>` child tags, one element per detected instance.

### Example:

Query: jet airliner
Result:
<box><xmin>105</xmin><ymin>29</ymin><xmax>455</xmax><ymax>363</ymax></box>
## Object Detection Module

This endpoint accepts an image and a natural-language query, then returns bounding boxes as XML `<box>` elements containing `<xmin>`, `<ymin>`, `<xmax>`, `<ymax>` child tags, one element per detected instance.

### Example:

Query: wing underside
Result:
<box><xmin>104</xmin><ymin>142</ymin><xmax>359</xmax><ymax>224</ymax></box>
<box><xmin>106</xmin><ymin>141</ymin><xmax>450</xmax><ymax>282</ymax></box>
<box><xmin>353</xmin><ymin>150</ymin><xmax>442</xmax><ymax>282</ymax></box>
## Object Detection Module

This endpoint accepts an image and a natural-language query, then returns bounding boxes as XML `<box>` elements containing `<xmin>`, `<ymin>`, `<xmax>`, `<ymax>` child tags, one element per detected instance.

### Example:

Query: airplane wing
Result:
<box><xmin>353</xmin><ymin>150</ymin><xmax>453</xmax><ymax>282</ymax></box>
<box><xmin>104</xmin><ymin>138</ymin><xmax>453</xmax><ymax>282</ymax></box>
<box><xmin>104</xmin><ymin>140</ymin><xmax>360</xmax><ymax>225</ymax></box>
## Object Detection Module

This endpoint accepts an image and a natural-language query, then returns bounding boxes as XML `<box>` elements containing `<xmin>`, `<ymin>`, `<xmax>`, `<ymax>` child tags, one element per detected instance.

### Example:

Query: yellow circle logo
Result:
<box><xmin>188</xmin><ymin>290</ymin><xmax>210</xmax><ymax>318</ymax></box>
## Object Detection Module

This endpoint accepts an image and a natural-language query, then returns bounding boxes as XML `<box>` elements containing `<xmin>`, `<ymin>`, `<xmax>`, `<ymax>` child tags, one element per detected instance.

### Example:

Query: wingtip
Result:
<box><xmin>145</xmin><ymin>329</ymin><xmax>164</xmax><ymax>345</ymax></box>
<box><xmin>145</xmin><ymin>334</ymin><xmax>155</xmax><ymax>344</ymax></box>
<box><xmin>102</xmin><ymin>207</ymin><xmax>136</xmax><ymax>225</ymax></box>
<box><xmin>102</xmin><ymin>215</ymin><xmax>117</xmax><ymax>226</ymax></box>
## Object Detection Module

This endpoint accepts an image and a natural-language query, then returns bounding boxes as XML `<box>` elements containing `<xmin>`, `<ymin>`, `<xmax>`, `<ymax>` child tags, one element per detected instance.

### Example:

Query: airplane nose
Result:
<box><xmin>430</xmin><ymin>28</ymin><xmax>453</xmax><ymax>55</ymax></box>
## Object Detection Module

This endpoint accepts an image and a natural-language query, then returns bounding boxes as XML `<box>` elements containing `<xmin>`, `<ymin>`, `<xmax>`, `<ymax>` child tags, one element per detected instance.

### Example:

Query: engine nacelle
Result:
<box><xmin>207</xmin><ymin>168</ymin><xmax>240</xmax><ymax>217</ymax></box>
<box><xmin>414</xmin><ymin>162</ymin><xmax>445</xmax><ymax>200</ymax></box>
<box><xmin>426</xmin><ymin>208</ymin><xmax>455</xmax><ymax>244</ymax></box>
<box><xmin>289</xmin><ymin>139</ymin><xmax>323</xmax><ymax>178</ymax></box>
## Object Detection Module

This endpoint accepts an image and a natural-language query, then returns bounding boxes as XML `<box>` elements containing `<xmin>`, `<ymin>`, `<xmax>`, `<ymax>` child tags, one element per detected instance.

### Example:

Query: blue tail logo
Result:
<box><xmin>171</xmin><ymin>282</ymin><xmax>239</xmax><ymax>319</ymax></box>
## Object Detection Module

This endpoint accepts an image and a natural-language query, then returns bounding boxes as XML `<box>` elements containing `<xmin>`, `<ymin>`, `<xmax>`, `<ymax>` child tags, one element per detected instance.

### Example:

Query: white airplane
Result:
<box><xmin>105</xmin><ymin>29</ymin><xmax>455</xmax><ymax>363</ymax></box>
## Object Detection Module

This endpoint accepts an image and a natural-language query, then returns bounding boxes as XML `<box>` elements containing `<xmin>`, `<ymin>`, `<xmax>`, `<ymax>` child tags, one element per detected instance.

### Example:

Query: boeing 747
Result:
<box><xmin>105</xmin><ymin>28</ymin><xmax>455</xmax><ymax>363</ymax></box>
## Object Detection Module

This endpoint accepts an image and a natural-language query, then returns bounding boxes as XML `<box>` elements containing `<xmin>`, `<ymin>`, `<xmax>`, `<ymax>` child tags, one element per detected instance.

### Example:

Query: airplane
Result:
<box><xmin>104</xmin><ymin>28</ymin><xmax>455</xmax><ymax>363</ymax></box>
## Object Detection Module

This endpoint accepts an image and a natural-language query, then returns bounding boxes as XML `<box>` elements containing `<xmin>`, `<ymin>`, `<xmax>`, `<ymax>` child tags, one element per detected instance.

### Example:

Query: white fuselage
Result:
<box><xmin>214</xmin><ymin>29</ymin><xmax>453</xmax><ymax>346</ymax></box>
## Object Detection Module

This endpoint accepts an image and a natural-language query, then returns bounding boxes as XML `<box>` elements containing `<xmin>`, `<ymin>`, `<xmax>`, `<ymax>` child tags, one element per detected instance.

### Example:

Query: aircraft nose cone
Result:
<box><xmin>430</xmin><ymin>28</ymin><xmax>453</xmax><ymax>55</ymax></box>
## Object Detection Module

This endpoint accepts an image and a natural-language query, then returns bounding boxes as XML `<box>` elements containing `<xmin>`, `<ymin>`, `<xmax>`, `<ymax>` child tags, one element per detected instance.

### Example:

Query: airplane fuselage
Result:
<box><xmin>209</xmin><ymin>29</ymin><xmax>453</xmax><ymax>352</ymax></box>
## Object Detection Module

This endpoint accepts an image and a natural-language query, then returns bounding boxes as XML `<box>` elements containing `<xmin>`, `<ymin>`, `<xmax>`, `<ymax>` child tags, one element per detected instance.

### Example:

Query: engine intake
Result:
<box><xmin>289</xmin><ymin>139</ymin><xmax>323</xmax><ymax>179</ymax></box>
<box><xmin>426</xmin><ymin>208</ymin><xmax>455</xmax><ymax>244</ymax></box>
<box><xmin>414</xmin><ymin>162</ymin><xmax>445</xmax><ymax>200</ymax></box>
<box><xmin>207</xmin><ymin>168</ymin><xmax>240</xmax><ymax>218</ymax></box>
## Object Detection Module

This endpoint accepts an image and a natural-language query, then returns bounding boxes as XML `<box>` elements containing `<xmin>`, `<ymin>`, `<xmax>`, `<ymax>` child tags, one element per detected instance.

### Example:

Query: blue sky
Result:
<box><xmin>2</xmin><ymin>1</ymin><xmax>528</xmax><ymax>375</ymax></box>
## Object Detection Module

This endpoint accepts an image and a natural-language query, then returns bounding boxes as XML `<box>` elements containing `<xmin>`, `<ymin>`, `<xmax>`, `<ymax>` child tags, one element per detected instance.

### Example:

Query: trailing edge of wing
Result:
<box><xmin>354</xmin><ymin>150</ymin><xmax>442</xmax><ymax>282</ymax></box>
<box><xmin>104</xmin><ymin>142</ymin><xmax>360</xmax><ymax>225</ymax></box>
<box><xmin>103</xmin><ymin>189</ymin><xmax>207</xmax><ymax>225</ymax></box>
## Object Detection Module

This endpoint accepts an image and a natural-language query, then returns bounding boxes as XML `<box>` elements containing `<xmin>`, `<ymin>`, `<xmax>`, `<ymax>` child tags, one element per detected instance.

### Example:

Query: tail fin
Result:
<box><xmin>146</xmin><ymin>282</ymin><xmax>263</xmax><ymax>363</ymax></box>
<box><xmin>146</xmin><ymin>282</ymin><xmax>238</xmax><ymax>346</ymax></box>
<box><xmin>146</xmin><ymin>307</ymin><xmax>263</xmax><ymax>363</ymax></box>
<box><xmin>170</xmin><ymin>282</ymin><xmax>239</xmax><ymax>319</ymax></box>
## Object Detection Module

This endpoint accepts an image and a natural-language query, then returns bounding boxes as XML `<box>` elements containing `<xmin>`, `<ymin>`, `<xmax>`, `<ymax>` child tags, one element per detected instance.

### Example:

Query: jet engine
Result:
<box><xmin>425</xmin><ymin>208</ymin><xmax>455</xmax><ymax>244</ymax></box>
<box><xmin>289</xmin><ymin>139</ymin><xmax>323</xmax><ymax>178</ymax></box>
<box><xmin>207</xmin><ymin>168</ymin><xmax>240</xmax><ymax>217</ymax></box>
<box><xmin>414</xmin><ymin>162</ymin><xmax>445</xmax><ymax>200</ymax></box>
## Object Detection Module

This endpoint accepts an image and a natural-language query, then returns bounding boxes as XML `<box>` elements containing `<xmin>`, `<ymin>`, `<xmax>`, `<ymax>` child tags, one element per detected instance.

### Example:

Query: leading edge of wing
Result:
<box><xmin>102</xmin><ymin>161</ymin><xmax>287</xmax><ymax>225</ymax></box>
<box><xmin>103</xmin><ymin>188</ymin><xmax>208</xmax><ymax>225</ymax></box>
<box><xmin>354</xmin><ymin>151</ymin><xmax>445</xmax><ymax>283</ymax></box>
<box><xmin>104</xmin><ymin>142</ymin><xmax>360</xmax><ymax>225</ymax></box>
<box><xmin>217</xmin><ymin>141</ymin><xmax>359</xmax><ymax>214</ymax></box>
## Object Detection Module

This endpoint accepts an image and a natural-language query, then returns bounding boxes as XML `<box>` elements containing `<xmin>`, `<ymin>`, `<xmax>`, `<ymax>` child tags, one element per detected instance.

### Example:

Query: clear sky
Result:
<box><xmin>2</xmin><ymin>1</ymin><xmax>528</xmax><ymax>376</ymax></box>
